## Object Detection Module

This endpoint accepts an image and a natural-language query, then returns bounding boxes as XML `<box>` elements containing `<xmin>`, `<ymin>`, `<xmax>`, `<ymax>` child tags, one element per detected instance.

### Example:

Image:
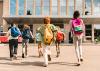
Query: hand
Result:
<box><xmin>32</xmin><ymin>36</ymin><xmax>34</xmax><ymax>40</ymax></box>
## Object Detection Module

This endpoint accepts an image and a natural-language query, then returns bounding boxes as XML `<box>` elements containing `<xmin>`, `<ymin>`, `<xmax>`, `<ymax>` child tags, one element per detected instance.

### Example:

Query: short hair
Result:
<box><xmin>73</xmin><ymin>11</ymin><xmax>80</xmax><ymax>19</ymax></box>
<box><xmin>13</xmin><ymin>21</ymin><xmax>17</xmax><ymax>24</ymax></box>
<box><xmin>44</xmin><ymin>17</ymin><xmax>50</xmax><ymax>24</ymax></box>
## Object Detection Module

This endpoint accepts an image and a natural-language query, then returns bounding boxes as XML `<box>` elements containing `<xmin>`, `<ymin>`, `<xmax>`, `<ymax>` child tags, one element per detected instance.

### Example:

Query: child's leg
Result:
<box><xmin>78</xmin><ymin>39</ymin><xmax>83</xmax><ymax>61</ymax></box>
<box><xmin>13</xmin><ymin>39</ymin><xmax>18</xmax><ymax>59</ymax></box>
<box><xmin>74</xmin><ymin>37</ymin><xmax>81</xmax><ymax>65</ymax></box>
<box><xmin>38</xmin><ymin>42</ymin><xmax>43</xmax><ymax>57</ymax></box>
<box><xmin>40</xmin><ymin>43</ymin><xmax>43</xmax><ymax>56</ymax></box>
<box><xmin>38</xmin><ymin>43</ymin><xmax>40</xmax><ymax>57</ymax></box>
<box><xmin>58</xmin><ymin>42</ymin><xmax>60</xmax><ymax>53</ymax></box>
<box><xmin>25</xmin><ymin>42</ymin><xmax>28</xmax><ymax>56</ymax></box>
<box><xmin>25</xmin><ymin>39</ymin><xmax>29</xmax><ymax>57</ymax></box>
<box><xmin>56</xmin><ymin>42</ymin><xmax>60</xmax><ymax>57</ymax></box>
<box><xmin>9</xmin><ymin>40</ymin><xmax>14</xmax><ymax>59</ymax></box>
<box><xmin>43</xmin><ymin>45</ymin><xmax>49</xmax><ymax>66</ymax></box>
<box><xmin>22</xmin><ymin>40</ymin><xmax>25</xmax><ymax>58</ymax></box>
<box><xmin>48</xmin><ymin>46</ymin><xmax>51</xmax><ymax>61</ymax></box>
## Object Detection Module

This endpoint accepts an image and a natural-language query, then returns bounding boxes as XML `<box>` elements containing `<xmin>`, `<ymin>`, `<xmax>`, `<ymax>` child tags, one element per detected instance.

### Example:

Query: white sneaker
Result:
<box><xmin>13</xmin><ymin>54</ymin><xmax>17</xmax><ymax>60</ymax></box>
<box><xmin>10</xmin><ymin>57</ymin><xmax>13</xmax><ymax>61</ymax></box>
<box><xmin>25</xmin><ymin>55</ymin><xmax>29</xmax><ymax>58</ymax></box>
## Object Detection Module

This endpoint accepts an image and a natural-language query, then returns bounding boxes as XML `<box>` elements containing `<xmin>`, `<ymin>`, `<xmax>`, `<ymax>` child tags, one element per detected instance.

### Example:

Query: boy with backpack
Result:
<box><xmin>22</xmin><ymin>23</ymin><xmax>33</xmax><ymax>58</ymax></box>
<box><xmin>70</xmin><ymin>11</ymin><xmax>85</xmax><ymax>66</ymax></box>
<box><xmin>38</xmin><ymin>17</ymin><xmax>57</xmax><ymax>67</ymax></box>
<box><xmin>36</xmin><ymin>28</ymin><xmax>43</xmax><ymax>57</ymax></box>
<box><xmin>7</xmin><ymin>22</ymin><xmax>21</xmax><ymax>61</ymax></box>
<box><xmin>55</xmin><ymin>26</ymin><xmax>64</xmax><ymax>57</ymax></box>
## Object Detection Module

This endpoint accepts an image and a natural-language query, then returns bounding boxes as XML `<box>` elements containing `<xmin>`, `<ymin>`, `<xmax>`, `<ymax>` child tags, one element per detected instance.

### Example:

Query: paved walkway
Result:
<box><xmin>0</xmin><ymin>44</ymin><xmax>100</xmax><ymax>71</ymax></box>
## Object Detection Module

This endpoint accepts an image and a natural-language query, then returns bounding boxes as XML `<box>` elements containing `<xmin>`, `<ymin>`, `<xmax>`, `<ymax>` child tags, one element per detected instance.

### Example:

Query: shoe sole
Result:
<box><xmin>22</xmin><ymin>54</ymin><xmax>25</xmax><ymax>58</ymax></box>
<box><xmin>76</xmin><ymin>63</ymin><xmax>80</xmax><ymax>66</ymax></box>
<box><xmin>80</xmin><ymin>59</ymin><xmax>83</xmax><ymax>62</ymax></box>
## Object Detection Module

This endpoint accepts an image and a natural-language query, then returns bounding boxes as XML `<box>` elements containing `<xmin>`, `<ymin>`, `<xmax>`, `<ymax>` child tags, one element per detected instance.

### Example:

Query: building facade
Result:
<box><xmin>1</xmin><ymin>0</ymin><xmax>100</xmax><ymax>43</ymax></box>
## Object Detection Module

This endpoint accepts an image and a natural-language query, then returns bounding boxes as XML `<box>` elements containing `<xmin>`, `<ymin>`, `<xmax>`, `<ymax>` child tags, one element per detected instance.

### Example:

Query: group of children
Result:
<box><xmin>6</xmin><ymin>10</ymin><xmax>85</xmax><ymax>67</ymax></box>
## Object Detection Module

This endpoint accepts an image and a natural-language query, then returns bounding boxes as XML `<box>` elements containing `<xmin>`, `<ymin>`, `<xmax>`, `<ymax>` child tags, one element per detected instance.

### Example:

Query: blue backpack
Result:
<box><xmin>22</xmin><ymin>29</ymin><xmax>31</xmax><ymax>39</ymax></box>
<box><xmin>11</xmin><ymin>27</ymin><xmax>20</xmax><ymax>37</ymax></box>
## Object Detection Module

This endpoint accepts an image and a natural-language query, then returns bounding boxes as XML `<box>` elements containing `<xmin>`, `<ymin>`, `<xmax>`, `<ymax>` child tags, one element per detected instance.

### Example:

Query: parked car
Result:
<box><xmin>0</xmin><ymin>32</ymin><xmax>22</xmax><ymax>43</ymax></box>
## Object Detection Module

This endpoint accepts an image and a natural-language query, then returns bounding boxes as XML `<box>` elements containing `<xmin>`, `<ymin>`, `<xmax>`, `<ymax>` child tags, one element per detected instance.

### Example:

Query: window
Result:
<box><xmin>35</xmin><ymin>0</ymin><xmax>41</xmax><ymax>16</ymax></box>
<box><xmin>85</xmin><ymin>0</ymin><xmax>91</xmax><ymax>15</ymax></box>
<box><xmin>94</xmin><ymin>0</ymin><xmax>100</xmax><ymax>16</ymax></box>
<box><xmin>43</xmin><ymin>0</ymin><xmax>50</xmax><ymax>16</ymax></box>
<box><xmin>85</xmin><ymin>25</ymin><xmax>92</xmax><ymax>36</ymax></box>
<box><xmin>60</xmin><ymin>0</ymin><xmax>66</xmax><ymax>16</ymax></box>
<box><xmin>94</xmin><ymin>24</ymin><xmax>100</xmax><ymax>38</ymax></box>
<box><xmin>68</xmin><ymin>0</ymin><xmax>74</xmax><ymax>17</ymax></box>
<box><xmin>18</xmin><ymin>0</ymin><xmax>24</xmax><ymax>15</ymax></box>
<box><xmin>52</xmin><ymin>0</ymin><xmax>58</xmax><ymax>16</ymax></box>
<box><xmin>75</xmin><ymin>0</ymin><xmax>82</xmax><ymax>16</ymax></box>
<box><xmin>10</xmin><ymin>0</ymin><xmax>16</xmax><ymax>16</ymax></box>
<box><xmin>26</xmin><ymin>0</ymin><xmax>33</xmax><ymax>15</ymax></box>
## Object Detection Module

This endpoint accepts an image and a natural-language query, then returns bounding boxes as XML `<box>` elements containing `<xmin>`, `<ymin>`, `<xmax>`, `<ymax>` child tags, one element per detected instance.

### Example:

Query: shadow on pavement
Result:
<box><xmin>0</xmin><ymin>57</ymin><xmax>78</xmax><ymax>67</ymax></box>
<box><xmin>0</xmin><ymin>57</ymin><xmax>10</xmax><ymax>60</ymax></box>
<box><xmin>29</xmin><ymin>55</ymin><xmax>39</xmax><ymax>58</ymax></box>
<box><xmin>0</xmin><ymin>60</ymin><xmax>78</xmax><ymax>67</ymax></box>
<box><xmin>21</xmin><ymin>61</ymin><xmax>43</xmax><ymax>67</ymax></box>
<box><xmin>0</xmin><ymin>61</ymin><xmax>44</xmax><ymax>67</ymax></box>
<box><xmin>49</xmin><ymin>62</ymin><xmax>78</xmax><ymax>66</ymax></box>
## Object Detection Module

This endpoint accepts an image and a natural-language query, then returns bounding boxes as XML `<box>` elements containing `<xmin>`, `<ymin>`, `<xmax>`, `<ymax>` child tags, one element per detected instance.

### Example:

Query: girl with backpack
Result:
<box><xmin>55</xmin><ymin>26</ymin><xmax>64</xmax><ymax>57</ymax></box>
<box><xmin>70</xmin><ymin>11</ymin><xmax>85</xmax><ymax>66</ymax></box>
<box><xmin>22</xmin><ymin>23</ymin><xmax>33</xmax><ymax>58</ymax></box>
<box><xmin>36</xmin><ymin>28</ymin><xmax>43</xmax><ymax>57</ymax></box>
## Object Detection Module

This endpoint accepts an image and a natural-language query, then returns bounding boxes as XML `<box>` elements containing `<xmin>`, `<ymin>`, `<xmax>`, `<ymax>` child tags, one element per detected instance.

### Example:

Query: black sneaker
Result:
<box><xmin>43</xmin><ymin>64</ymin><xmax>48</xmax><ymax>67</ymax></box>
<box><xmin>56</xmin><ymin>54</ymin><xmax>59</xmax><ymax>57</ymax></box>
<box><xmin>76</xmin><ymin>63</ymin><xmax>80</xmax><ymax>66</ymax></box>
<box><xmin>48</xmin><ymin>55</ymin><xmax>51</xmax><ymax>61</ymax></box>
<box><xmin>22</xmin><ymin>53</ymin><xmax>25</xmax><ymax>58</ymax></box>
<box><xmin>80</xmin><ymin>58</ymin><xmax>83</xmax><ymax>62</ymax></box>
<box><xmin>56</xmin><ymin>52</ymin><xmax>60</xmax><ymax>57</ymax></box>
<box><xmin>39</xmin><ymin>53</ymin><xmax>43</xmax><ymax>58</ymax></box>
<box><xmin>76</xmin><ymin>59</ymin><xmax>81</xmax><ymax>66</ymax></box>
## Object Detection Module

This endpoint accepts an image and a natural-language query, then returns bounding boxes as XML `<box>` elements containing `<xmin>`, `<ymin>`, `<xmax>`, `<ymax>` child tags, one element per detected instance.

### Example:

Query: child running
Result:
<box><xmin>37</xmin><ymin>17</ymin><xmax>57</xmax><ymax>67</ymax></box>
<box><xmin>36</xmin><ymin>28</ymin><xmax>43</xmax><ymax>57</ymax></box>
<box><xmin>22</xmin><ymin>23</ymin><xmax>33</xmax><ymax>58</ymax></box>
<box><xmin>55</xmin><ymin>26</ymin><xmax>64</xmax><ymax>57</ymax></box>
<box><xmin>70</xmin><ymin>11</ymin><xmax>85</xmax><ymax>66</ymax></box>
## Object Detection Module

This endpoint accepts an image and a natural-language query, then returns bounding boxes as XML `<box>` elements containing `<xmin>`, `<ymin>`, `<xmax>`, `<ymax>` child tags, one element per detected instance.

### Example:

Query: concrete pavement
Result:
<box><xmin>0</xmin><ymin>44</ymin><xmax>100</xmax><ymax>71</ymax></box>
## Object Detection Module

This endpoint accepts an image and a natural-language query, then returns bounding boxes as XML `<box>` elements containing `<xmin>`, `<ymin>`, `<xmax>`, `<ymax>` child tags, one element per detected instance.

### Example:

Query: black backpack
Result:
<box><xmin>22</xmin><ymin>29</ymin><xmax>31</xmax><ymax>39</ymax></box>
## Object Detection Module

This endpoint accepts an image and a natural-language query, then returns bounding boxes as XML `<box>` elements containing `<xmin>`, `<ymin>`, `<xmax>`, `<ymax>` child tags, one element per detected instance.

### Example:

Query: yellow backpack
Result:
<box><xmin>44</xmin><ymin>24</ymin><xmax>53</xmax><ymax>45</ymax></box>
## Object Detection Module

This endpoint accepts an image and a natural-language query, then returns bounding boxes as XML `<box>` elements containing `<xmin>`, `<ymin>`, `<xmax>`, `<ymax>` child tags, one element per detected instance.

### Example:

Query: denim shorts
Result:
<box><xmin>22</xmin><ymin>39</ymin><xmax>29</xmax><ymax>43</ymax></box>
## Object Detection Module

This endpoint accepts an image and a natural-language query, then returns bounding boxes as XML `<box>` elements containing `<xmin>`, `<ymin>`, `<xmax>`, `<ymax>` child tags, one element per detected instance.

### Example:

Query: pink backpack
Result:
<box><xmin>72</xmin><ymin>18</ymin><xmax>83</xmax><ymax>35</ymax></box>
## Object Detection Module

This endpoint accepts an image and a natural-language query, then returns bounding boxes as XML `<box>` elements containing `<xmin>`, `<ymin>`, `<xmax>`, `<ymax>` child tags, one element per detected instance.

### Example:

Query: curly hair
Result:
<box><xmin>44</xmin><ymin>17</ymin><xmax>50</xmax><ymax>24</ymax></box>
